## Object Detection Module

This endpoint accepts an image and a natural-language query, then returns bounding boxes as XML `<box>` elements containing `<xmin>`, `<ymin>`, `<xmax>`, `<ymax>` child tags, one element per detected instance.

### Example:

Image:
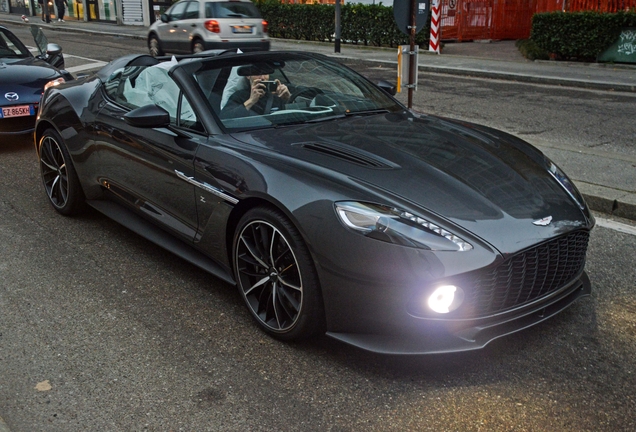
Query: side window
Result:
<box><xmin>103</xmin><ymin>65</ymin><xmax>204</xmax><ymax>133</ymax></box>
<box><xmin>204</xmin><ymin>2</ymin><xmax>214</xmax><ymax>18</ymax></box>
<box><xmin>184</xmin><ymin>1</ymin><xmax>199</xmax><ymax>19</ymax></box>
<box><xmin>168</xmin><ymin>1</ymin><xmax>188</xmax><ymax>21</ymax></box>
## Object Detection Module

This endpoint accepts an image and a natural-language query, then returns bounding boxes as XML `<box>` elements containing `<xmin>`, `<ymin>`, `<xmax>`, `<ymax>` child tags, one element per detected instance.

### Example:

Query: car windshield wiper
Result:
<box><xmin>344</xmin><ymin>109</ymin><xmax>390</xmax><ymax>117</ymax></box>
<box><xmin>271</xmin><ymin>114</ymin><xmax>347</xmax><ymax>128</ymax></box>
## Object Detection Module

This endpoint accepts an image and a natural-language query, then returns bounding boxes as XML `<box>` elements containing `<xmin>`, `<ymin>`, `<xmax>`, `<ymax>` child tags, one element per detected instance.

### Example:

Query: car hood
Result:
<box><xmin>0</xmin><ymin>59</ymin><xmax>60</xmax><ymax>105</ymax></box>
<box><xmin>232</xmin><ymin>112</ymin><xmax>591</xmax><ymax>255</ymax></box>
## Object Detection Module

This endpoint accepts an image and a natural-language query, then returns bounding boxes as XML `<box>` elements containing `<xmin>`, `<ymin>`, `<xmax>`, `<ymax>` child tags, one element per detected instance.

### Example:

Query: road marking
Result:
<box><xmin>27</xmin><ymin>47</ymin><xmax>106</xmax><ymax>74</ymax></box>
<box><xmin>66</xmin><ymin>61</ymin><xmax>107</xmax><ymax>73</ymax></box>
<box><xmin>596</xmin><ymin>217</ymin><xmax>636</xmax><ymax>236</ymax></box>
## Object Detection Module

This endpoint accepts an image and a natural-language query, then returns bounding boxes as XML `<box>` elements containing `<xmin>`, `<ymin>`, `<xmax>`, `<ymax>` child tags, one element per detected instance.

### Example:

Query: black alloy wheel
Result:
<box><xmin>38</xmin><ymin>129</ymin><xmax>84</xmax><ymax>215</ymax></box>
<box><xmin>233</xmin><ymin>207</ymin><xmax>324</xmax><ymax>340</ymax></box>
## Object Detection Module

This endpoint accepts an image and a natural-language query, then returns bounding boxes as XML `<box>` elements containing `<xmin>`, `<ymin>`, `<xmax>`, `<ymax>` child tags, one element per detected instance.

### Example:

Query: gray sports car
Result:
<box><xmin>34</xmin><ymin>51</ymin><xmax>594</xmax><ymax>354</ymax></box>
<box><xmin>0</xmin><ymin>25</ymin><xmax>72</xmax><ymax>136</ymax></box>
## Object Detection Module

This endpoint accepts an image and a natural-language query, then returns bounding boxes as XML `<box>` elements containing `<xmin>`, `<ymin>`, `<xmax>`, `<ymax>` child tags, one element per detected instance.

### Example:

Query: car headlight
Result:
<box><xmin>335</xmin><ymin>201</ymin><xmax>473</xmax><ymax>251</ymax></box>
<box><xmin>546</xmin><ymin>158</ymin><xmax>585</xmax><ymax>210</ymax></box>
<box><xmin>43</xmin><ymin>77</ymin><xmax>65</xmax><ymax>92</ymax></box>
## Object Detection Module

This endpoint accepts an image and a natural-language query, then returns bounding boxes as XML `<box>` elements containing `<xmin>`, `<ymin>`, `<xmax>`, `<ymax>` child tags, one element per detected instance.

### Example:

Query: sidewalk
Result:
<box><xmin>1</xmin><ymin>13</ymin><xmax>635</xmax><ymax>221</ymax></box>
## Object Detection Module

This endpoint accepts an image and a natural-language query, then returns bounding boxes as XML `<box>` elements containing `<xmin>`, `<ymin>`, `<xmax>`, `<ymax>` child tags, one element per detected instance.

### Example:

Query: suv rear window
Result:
<box><xmin>205</xmin><ymin>1</ymin><xmax>261</xmax><ymax>19</ymax></box>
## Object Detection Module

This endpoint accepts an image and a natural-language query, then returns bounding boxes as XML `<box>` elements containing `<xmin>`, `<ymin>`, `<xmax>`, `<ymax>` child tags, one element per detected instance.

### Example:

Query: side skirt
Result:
<box><xmin>87</xmin><ymin>199</ymin><xmax>236</xmax><ymax>286</ymax></box>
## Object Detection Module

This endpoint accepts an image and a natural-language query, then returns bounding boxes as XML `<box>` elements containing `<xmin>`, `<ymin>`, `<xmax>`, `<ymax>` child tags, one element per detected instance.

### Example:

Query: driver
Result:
<box><xmin>221</xmin><ymin>72</ymin><xmax>291</xmax><ymax>118</ymax></box>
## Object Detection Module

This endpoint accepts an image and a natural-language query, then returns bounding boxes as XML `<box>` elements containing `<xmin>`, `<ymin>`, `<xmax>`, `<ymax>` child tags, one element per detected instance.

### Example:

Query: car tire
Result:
<box><xmin>233</xmin><ymin>207</ymin><xmax>325</xmax><ymax>341</ymax></box>
<box><xmin>148</xmin><ymin>34</ymin><xmax>164</xmax><ymax>57</ymax></box>
<box><xmin>38</xmin><ymin>128</ymin><xmax>85</xmax><ymax>216</ymax></box>
<box><xmin>192</xmin><ymin>39</ymin><xmax>204</xmax><ymax>54</ymax></box>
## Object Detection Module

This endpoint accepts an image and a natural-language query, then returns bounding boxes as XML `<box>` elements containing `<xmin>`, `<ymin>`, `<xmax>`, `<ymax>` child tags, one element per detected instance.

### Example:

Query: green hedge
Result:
<box><xmin>255</xmin><ymin>0</ymin><xmax>431</xmax><ymax>48</ymax></box>
<box><xmin>531</xmin><ymin>11</ymin><xmax>636</xmax><ymax>60</ymax></box>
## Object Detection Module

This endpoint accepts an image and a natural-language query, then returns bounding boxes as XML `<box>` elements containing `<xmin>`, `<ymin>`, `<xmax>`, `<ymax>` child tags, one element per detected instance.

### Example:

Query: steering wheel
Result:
<box><xmin>288</xmin><ymin>87</ymin><xmax>323</xmax><ymax>103</ymax></box>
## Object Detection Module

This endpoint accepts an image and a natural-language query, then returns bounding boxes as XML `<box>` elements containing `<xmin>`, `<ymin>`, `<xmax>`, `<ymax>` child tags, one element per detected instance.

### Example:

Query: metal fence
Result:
<box><xmin>441</xmin><ymin>0</ymin><xmax>636</xmax><ymax>41</ymax></box>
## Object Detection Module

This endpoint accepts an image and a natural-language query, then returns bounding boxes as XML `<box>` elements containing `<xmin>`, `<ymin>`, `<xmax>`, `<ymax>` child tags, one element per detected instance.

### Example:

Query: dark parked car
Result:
<box><xmin>34</xmin><ymin>51</ymin><xmax>594</xmax><ymax>354</ymax></box>
<box><xmin>0</xmin><ymin>25</ymin><xmax>72</xmax><ymax>136</ymax></box>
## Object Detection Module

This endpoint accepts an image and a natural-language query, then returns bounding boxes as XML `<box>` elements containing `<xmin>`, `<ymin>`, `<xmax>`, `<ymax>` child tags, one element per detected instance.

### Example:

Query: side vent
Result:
<box><xmin>296</xmin><ymin>142</ymin><xmax>400</xmax><ymax>169</ymax></box>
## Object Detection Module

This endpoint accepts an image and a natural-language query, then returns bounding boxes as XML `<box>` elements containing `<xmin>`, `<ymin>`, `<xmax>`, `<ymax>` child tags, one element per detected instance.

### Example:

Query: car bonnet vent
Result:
<box><xmin>297</xmin><ymin>142</ymin><xmax>400</xmax><ymax>169</ymax></box>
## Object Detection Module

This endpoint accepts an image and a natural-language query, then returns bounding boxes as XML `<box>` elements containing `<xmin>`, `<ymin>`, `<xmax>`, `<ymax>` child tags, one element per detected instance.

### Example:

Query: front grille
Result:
<box><xmin>470</xmin><ymin>230</ymin><xmax>590</xmax><ymax>316</ymax></box>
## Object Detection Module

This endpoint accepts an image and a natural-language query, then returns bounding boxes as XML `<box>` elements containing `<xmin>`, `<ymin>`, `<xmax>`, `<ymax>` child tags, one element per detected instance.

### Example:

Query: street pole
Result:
<box><xmin>335</xmin><ymin>0</ymin><xmax>341</xmax><ymax>53</ymax></box>
<box><xmin>408</xmin><ymin>0</ymin><xmax>416</xmax><ymax>108</ymax></box>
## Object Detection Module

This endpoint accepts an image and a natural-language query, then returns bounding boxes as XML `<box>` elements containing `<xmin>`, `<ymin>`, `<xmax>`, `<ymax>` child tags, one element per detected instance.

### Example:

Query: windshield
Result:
<box><xmin>193</xmin><ymin>54</ymin><xmax>403</xmax><ymax>132</ymax></box>
<box><xmin>0</xmin><ymin>28</ymin><xmax>31</xmax><ymax>59</ymax></box>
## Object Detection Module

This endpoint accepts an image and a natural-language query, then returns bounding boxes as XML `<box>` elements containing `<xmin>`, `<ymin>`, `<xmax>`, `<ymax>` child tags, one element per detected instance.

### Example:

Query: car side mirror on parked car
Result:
<box><xmin>124</xmin><ymin>104</ymin><xmax>170</xmax><ymax>128</ymax></box>
<box><xmin>46</xmin><ymin>43</ymin><xmax>62</xmax><ymax>57</ymax></box>
<box><xmin>377</xmin><ymin>80</ymin><xmax>397</xmax><ymax>96</ymax></box>
<box><xmin>44</xmin><ymin>43</ymin><xmax>64</xmax><ymax>69</ymax></box>
<box><xmin>160</xmin><ymin>13</ymin><xmax>169</xmax><ymax>23</ymax></box>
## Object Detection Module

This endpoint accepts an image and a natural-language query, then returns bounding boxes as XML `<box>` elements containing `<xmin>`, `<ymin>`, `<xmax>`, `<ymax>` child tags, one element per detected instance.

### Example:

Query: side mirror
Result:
<box><xmin>46</xmin><ymin>43</ymin><xmax>62</xmax><ymax>57</ymax></box>
<box><xmin>45</xmin><ymin>43</ymin><xmax>65</xmax><ymax>69</ymax></box>
<box><xmin>124</xmin><ymin>104</ymin><xmax>170</xmax><ymax>128</ymax></box>
<box><xmin>161</xmin><ymin>13</ymin><xmax>169</xmax><ymax>23</ymax></box>
<box><xmin>377</xmin><ymin>80</ymin><xmax>397</xmax><ymax>96</ymax></box>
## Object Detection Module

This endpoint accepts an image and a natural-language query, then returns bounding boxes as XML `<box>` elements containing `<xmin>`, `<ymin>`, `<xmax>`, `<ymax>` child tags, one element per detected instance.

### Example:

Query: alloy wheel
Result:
<box><xmin>39</xmin><ymin>135</ymin><xmax>69</xmax><ymax>209</ymax></box>
<box><xmin>235</xmin><ymin>220</ymin><xmax>303</xmax><ymax>332</ymax></box>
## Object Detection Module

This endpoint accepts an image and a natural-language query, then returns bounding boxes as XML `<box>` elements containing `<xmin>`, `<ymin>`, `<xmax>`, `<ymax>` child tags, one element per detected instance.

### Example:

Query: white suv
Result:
<box><xmin>148</xmin><ymin>0</ymin><xmax>269</xmax><ymax>56</ymax></box>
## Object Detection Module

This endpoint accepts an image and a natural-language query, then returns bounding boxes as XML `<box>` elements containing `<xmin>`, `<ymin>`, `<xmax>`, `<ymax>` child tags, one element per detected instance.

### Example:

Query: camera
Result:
<box><xmin>261</xmin><ymin>80</ymin><xmax>278</xmax><ymax>92</ymax></box>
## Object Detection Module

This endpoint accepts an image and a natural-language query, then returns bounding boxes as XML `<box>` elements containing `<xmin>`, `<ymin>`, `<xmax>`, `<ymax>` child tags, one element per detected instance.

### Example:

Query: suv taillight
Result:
<box><xmin>262</xmin><ymin>20</ymin><xmax>268</xmax><ymax>34</ymax></box>
<box><xmin>205</xmin><ymin>20</ymin><xmax>220</xmax><ymax>33</ymax></box>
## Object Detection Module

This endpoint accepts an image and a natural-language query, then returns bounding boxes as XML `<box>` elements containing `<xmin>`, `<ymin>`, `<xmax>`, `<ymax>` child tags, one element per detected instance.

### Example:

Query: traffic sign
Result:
<box><xmin>393</xmin><ymin>0</ymin><xmax>430</xmax><ymax>36</ymax></box>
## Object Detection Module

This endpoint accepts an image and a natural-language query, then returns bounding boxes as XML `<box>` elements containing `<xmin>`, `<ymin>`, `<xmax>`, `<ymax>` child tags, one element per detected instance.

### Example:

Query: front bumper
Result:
<box><xmin>326</xmin><ymin>271</ymin><xmax>591</xmax><ymax>355</ymax></box>
<box><xmin>0</xmin><ymin>116</ymin><xmax>36</xmax><ymax>135</ymax></box>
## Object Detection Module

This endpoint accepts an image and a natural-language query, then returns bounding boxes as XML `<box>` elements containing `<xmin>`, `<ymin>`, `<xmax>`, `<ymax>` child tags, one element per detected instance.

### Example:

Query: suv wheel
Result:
<box><xmin>192</xmin><ymin>39</ymin><xmax>204</xmax><ymax>54</ymax></box>
<box><xmin>149</xmin><ymin>34</ymin><xmax>164</xmax><ymax>57</ymax></box>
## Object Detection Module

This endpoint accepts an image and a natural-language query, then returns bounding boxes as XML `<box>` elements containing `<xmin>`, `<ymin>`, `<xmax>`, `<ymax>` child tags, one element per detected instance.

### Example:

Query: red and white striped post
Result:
<box><xmin>429</xmin><ymin>0</ymin><xmax>441</xmax><ymax>54</ymax></box>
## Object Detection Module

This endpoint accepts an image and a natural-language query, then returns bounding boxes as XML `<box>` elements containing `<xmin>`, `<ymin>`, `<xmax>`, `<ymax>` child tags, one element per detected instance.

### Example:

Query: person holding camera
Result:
<box><xmin>221</xmin><ymin>73</ymin><xmax>291</xmax><ymax>118</ymax></box>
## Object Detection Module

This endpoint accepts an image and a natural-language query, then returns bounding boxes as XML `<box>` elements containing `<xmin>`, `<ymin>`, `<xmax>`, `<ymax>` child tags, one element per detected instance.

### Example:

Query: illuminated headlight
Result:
<box><xmin>427</xmin><ymin>285</ymin><xmax>464</xmax><ymax>314</ymax></box>
<box><xmin>335</xmin><ymin>201</ymin><xmax>472</xmax><ymax>251</ymax></box>
<box><xmin>546</xmin><ymin>159</ymin><xmax>585</xmax><ymax>210</ymax></box>
<box><xmin>43</xmin><ymin>77</ymin><xmax>66</xmax><ymax>92</ymax></box>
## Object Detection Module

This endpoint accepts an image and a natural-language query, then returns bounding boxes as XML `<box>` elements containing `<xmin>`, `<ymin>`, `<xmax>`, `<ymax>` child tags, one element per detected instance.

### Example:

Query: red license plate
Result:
<box><xmin>1</xmin><ymin>105</ymin><xmax>32</xmax><ymax>118</ymax></box>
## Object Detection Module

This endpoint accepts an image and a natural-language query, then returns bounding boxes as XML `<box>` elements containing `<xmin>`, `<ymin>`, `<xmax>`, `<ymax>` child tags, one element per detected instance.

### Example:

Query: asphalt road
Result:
<box><xmin>1</xmin><ymin>26</ymin><xmax>636</xmax><ymax>431</ymax></box>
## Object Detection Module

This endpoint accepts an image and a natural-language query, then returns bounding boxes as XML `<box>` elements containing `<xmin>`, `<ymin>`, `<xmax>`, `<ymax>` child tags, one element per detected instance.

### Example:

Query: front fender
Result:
<box><xmin>36</xmin><ymin>78</ymin><xmax>104</xmax><ymax>199</ymax></box>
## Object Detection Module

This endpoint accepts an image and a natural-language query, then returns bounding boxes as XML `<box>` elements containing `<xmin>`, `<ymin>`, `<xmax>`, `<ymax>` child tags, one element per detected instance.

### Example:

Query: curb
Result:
<box><xmin>0</xmin><ymin>17</ymin><xmax>148</xmax><ymax>40</ymax></box>
<box><xmin>578</xmin><ymin>183</ymin><xmax>636</xmax><ymax>221</ymax></box>
<box><xmin>414</xmin><ymin>65</ymin><xmax>636</xmax><ymax>93</ymax></box>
